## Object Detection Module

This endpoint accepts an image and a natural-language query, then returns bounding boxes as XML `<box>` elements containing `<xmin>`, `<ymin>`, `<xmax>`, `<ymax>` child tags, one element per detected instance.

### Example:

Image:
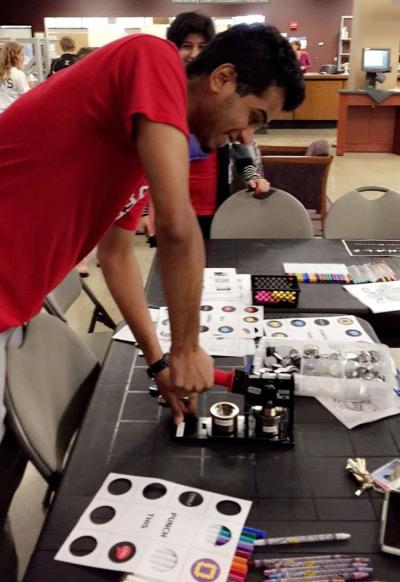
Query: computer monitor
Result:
<box><xmin>362</xmin><ymin>48</ymin><xmax>391</xmax><ymax>72</ymax></box>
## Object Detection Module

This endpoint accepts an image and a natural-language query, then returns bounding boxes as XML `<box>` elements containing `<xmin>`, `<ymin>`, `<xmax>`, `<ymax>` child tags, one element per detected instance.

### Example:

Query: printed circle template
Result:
<box><xmin>243</xmin><ymin>316</ymin><xmax>258</xmax><ymax>323</ymax></box>
<box><xmin>216</xmin><ymin>500</ymin><xmax>241</xmax><ymax>516</ymax></box>
<box><xmin>191</xmin><ymin>558</ymin><xmax>221</xmax><ymax>581</ymax></box>
<box><xmin>89</xmin><ymin>506</ymin><xmax>115</xmax><ymax>525</ymax></box>
<box><xmin>337</xmin><ymin>317</ymin><xmax>354</xmax><ymax>325</ymax></box>
<box><xmin>346</xmin><ymin>329</ymin><xmax>362</xmax><ymax>337</ymax></box>
<box><xmin>314</xmin><ymin>318</ymin><xmax>330</xmax><ymax>326</ymax></box>
<box><xmin>291</xmin><ymin>319</ymin><xmax>306</xmax><ymax>327</ymax></box>
<box><xmin>149</xmin><ymin>547</ymin><xmax>178</xmax><ymax>572</ymax></box>
<box><xmin>179</xmin><ymin>491</ymin><xmax>204</xmax><ymax>507</ymax></box>
<box><xmin>107</xmin><ymin>478</ymin><xmax>132</xmax><ymax>495</ymax></box>
<box><xmin>108</xmin><ymin>541</ymin><xmax>136</xmax><ymax>563</ymax></box>
<box><xmin>206</xmin><ymin>524</ymin><xmax>232</xmax><ymax>546</ymax></box>
<box><xmin>218</xmin><ymin>325</ymin><xmax>234</xmax><ymax>334</ymax></box>
<box><xmin>69</xmin><ymin>535</ymin><xmax>97</xmax><ymax>556</ymax></box>
<box><xmin>142</xmin><ymin>482</ymin><xmax>167</xmax><ymax>500</ymax></box>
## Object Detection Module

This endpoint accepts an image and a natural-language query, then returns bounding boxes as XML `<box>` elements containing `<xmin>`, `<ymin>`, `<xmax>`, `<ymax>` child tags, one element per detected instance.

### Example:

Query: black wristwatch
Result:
<box><xmin>146</xmin><ymin>353</ymin><xmax>170</xmax><ymax>378</ymax></box>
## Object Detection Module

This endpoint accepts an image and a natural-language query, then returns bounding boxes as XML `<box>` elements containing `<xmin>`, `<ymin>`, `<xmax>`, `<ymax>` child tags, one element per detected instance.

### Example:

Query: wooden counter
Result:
<box><xmin>336</xmin><ymin>90</ymin><xmax>400</xmax><ymax>155</ymax></box>
<box><xmin>277</xmin><ymin>74</ymin><xmax>348</xmax><ymax>122</ymax></box>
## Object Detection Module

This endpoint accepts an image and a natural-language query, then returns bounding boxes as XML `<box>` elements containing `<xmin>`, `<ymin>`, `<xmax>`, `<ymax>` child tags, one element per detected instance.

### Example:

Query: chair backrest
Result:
<box><xmin>44</xmin><ymin>268</ymin><xmax>116</xmax><ymax>332</ymax></box>
<box><xmin>324</xmin><ymin>186</ymin><xmax>400</xmax><ymax>239</ymax></box>
<box><xmin>210</xmin><ymin>188</ymin><xmax>314</xmax><ymax>239</ymax></box>
<box><xmin>261</xmin><ymin>152</ymin><xmax>332</xmax><ymax>217</ymax></box>
<box><xmin>5</xmin><ymin>313</ymin><xmax>99</xmax><ymax>482</ymax></box>
<box><xmin>45</xmin><ymin>268</ymin><xmax>83</xmax><ymax>321</ymax></box>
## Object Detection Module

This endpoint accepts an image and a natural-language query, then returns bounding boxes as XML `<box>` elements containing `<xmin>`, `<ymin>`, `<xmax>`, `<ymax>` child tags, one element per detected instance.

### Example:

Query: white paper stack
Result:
<box><xmin>113</xmin><ymin>269</ymin><xmax>258</xmax><ymax>357</ymax></box>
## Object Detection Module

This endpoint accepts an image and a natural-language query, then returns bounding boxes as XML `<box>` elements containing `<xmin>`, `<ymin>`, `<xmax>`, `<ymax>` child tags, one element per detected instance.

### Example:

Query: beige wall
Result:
<box><xmin>349</xmin><ymin>0</ymin><xmax>400</xmax><ymax>90</ymax></box>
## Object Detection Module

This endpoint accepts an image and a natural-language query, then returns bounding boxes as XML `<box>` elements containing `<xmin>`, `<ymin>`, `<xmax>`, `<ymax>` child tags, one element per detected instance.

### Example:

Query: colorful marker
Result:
<box><xmin>263</xmin><ymin>574</ymin><xmax>371</xmax><ymax>582</ymax></box>
<box><xmin>264</xmin><ymin>563</ymin><xmax>371</xmax><ymax>575</ymax></box>
<box><xmin>263</xmin><ymin>561</ymin><xmax>369</xmax><ymax>572</ymax></box>
<box><xmin>253</xmin><ymin>556</ymin><xmax>370</xmax><ymax>568</ymax></box>
<box><xmin>255</xmin><ymin>533</ymin><xmax>351</xmax><ymax>546</ymax></box>
<box><xmin>264</xmin><ymin>566</ymin><xmax>373</xmax><ymax>578</ymax></box>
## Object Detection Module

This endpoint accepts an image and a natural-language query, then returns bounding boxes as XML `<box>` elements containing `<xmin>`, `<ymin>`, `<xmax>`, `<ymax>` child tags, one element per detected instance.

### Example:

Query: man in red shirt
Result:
<box><xmin>0</xmin><ymin>24</ymin><xmax>303</xmax><ymax>579</ymax></box>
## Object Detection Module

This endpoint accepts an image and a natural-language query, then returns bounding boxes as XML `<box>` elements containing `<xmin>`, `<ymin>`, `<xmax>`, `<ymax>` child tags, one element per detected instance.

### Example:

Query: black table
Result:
<box><xmin>198</xmin><ymin>239</ymin><xmax>400</xmax><ymax>347</ymax></box>
<box><xmin>25</xmin><ymin>240</ymin><xmax>400</xmax><ymax>581</ymax></box>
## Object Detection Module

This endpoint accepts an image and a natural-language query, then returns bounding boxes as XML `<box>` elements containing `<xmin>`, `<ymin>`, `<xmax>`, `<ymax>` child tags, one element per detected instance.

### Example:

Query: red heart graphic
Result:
<box><xmin>115</xmin><ymin>545</ymin><xmax>132</xmax><ymax>561</ymax></box>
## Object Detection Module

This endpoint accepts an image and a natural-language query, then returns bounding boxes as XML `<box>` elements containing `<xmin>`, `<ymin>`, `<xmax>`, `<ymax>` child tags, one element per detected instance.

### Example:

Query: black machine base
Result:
<box><xmin>175</xmin><ymin>413</ymin><xmax>295</xmax><ymax>447</ymax></box>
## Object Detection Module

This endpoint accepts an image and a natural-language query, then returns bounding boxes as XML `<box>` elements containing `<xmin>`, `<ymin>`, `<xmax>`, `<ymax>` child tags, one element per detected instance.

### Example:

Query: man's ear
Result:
<box><xmin>209</xmin><ymin>64</ymin><xmax>237</xmax><ymax>93</ymax></box>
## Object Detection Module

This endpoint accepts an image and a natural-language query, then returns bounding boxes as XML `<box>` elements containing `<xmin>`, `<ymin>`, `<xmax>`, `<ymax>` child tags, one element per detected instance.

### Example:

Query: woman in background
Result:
<box><xmin>167</xmin><ymin>12</ymin><xmax>269</xmax><ymax>238</ymax></box>
<box><xmin>291</xmin><ymin>39</ymin><xmax>311</xmax><ymax>73</ymax></box>
<box><xmin>0</xmin><ymin>41</ymin><xmax>30</xmax><ymax>113</ymax></box>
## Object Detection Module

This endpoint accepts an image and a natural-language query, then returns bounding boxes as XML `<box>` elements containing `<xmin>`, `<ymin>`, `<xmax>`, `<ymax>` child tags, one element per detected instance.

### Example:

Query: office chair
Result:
<box><xmin>5</xmin><ymin>314</ymin><xmax>100</xmax><ymax>505</ymax></box>
<box><xmin>324</xmin><ymin>186</ymin><xmax>400</xmax><ymax>239</ymax></box>
<box><xmin>210</xmin><ymin>188</ymin><xmax>314</xmax><ymax>239</ymax></box>
<box><xmin>258</xmin><ymin>140</ymin><xmax>333</xmax><ymax>233</ymax></box>
<box><xmin>44</xmin><ymin>268</ymin><xmax>115</xmax><ymax>362</ymax></box>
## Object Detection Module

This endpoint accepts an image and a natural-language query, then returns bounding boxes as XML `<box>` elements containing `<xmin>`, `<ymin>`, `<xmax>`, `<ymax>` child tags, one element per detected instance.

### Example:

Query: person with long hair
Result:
<box><xmin>0</xmin><ymin>41</ymin><xmax>30</xmax><ymax>112</ymax></box>
<box><xmin>290</xmin><ymin>39</ymin><xmax>311</xmax><ymax>73</ymax></box>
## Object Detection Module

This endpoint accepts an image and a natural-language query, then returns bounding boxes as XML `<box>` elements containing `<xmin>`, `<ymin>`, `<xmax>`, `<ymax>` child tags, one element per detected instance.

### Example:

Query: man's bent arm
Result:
<box><xmin>97</xmin><ymin>225</ymin><xmax>162</xmax><ymax>364</ymax></box>
<box><xmin>97</xmin><ymin>225</ymin><xmax>197</xmax><ymax>422</ymax></box>
<box><xmin>135</xmin><ymin>116</ymin><xmax>213</xmax><ymax>392</ymax></box>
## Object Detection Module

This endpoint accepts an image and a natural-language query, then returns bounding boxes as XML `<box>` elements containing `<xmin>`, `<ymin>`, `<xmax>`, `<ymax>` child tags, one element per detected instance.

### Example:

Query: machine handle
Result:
<box><xmin>214</xmin><ymin>368</ymin><xmax>236</xmax><ymax>391</ymax></box>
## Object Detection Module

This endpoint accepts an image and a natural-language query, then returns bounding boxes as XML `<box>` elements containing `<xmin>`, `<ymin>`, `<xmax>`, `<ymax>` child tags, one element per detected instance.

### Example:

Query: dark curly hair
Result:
<box><xmin>186</xmin><ymin>23</ymin><xmax>304</xmax><ymax>112</ymax></box>
<box><xmin>167</xmin><ymin>11</ymin><xmax>215</xmax><ymax>48</ymax></box>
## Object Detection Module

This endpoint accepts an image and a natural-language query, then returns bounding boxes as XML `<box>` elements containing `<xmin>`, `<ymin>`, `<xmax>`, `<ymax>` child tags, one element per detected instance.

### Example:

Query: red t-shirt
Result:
<box><xmin>189</xmin><ymin>152</ymin><xmax>218</xmax><ymax>216</ymax></box>
<box><xmin>0</xmin><ymin>35</ymin><xmax>188</xmax><ymax>331</ymax></box>
<box><xmin>114</xmin><ymin>182</ymin><xmax>149</xmax><ymax>231</ymax></box>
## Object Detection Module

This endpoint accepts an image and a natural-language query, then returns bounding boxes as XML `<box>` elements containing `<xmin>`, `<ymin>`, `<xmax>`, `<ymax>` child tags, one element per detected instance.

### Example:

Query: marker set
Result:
<box><xmin>347</xmin><ymin>262</ymin><xmax>396</xmax><ymax>284</ymax></box>
<box><xmin>55</xmin><ymin>473</ymin><xmax>252</xmax><ymax>581</ymax></box>
<box><xmin>283</xmin><ymin>262</ymin><xmax>397</xmax><ymax>285</ymax></box>
<box><xmin>252</xmin><ymin>555</ymin><xmax>374</xmax><ymax>582</ymax></box>
<box><xmin>283</xmin><ymin>263</ymin><xmax>351</xmax><ymax>284</ymax></box>
<box><xmin>225</xmin><ymin>525</ymin><xmax>263</xmax><ymax>582</ymax></box>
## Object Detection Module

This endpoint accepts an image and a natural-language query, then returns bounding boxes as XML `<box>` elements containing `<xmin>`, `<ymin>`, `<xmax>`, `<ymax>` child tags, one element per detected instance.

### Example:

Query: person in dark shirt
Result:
<box><xmin>48</xmin><ymin>36</ymin><xmax>77</xmax><ymax>76</ymax></box>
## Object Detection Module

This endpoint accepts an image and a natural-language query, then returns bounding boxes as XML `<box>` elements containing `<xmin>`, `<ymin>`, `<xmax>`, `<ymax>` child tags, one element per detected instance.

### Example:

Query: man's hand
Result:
<box><xmin>155</xmin><ymin>368</ymin><xmax>199</xmax><ymax>425</ymax></box>
<box><xmin>170</xmin><ymin>346</ymin><xmax>214</xmax><ymax>395</ymax></box>
<box><xmin>248</xmin><ymin>178</ymin><xmax>271</xmax><ymax>198</ymax></box>
<box><xmin>155</xmin><ymin>347</ymin><xmax>214</xmax><ymax>425</ymax></box>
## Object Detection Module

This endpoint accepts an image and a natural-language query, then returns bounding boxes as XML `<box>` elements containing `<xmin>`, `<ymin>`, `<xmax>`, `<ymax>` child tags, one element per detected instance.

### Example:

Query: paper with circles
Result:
<box><xmin>263</xmin><ymin>315</ymin><xmax>373</xmax><ymax>342</ymax></box>
<box><xmin>55</xmin><ymin>473</ymin><xmax>252</xmax><ymax>581</ymax></box>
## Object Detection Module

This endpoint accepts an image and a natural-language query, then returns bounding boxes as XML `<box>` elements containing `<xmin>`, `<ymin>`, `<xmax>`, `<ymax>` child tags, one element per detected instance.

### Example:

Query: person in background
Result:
<box><xmin>75</xmin><ymin>46</ymin><xmax>97</xmax><ymax>61</ymax></box>
<box><xmin>0</xmin><ymin>41</ymin><xmax>30</xmax><ymax>113</ymax></box>
<box><xmin>290</xmin><ymin>39</ymin><xmax>311</xmax><ymax>73</ymax></box>
<box><xmin>167</xmin><ymin>10</ymin><xmax>215</xmax><ymax>64</ymax></box>
<box><xmin>167</xmin><ymin>12</ymin><xmax>270</xmax><ymax>238</ymax></box>
<box><xmin>48</xmin><ymin>36</ymin><xmax>77</xmax><ymax>75</ymax></box>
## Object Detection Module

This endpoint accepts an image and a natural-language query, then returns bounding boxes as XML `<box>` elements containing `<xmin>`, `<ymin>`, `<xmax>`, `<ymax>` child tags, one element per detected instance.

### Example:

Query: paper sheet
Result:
<box><xmin>55</xmin><ymin>473</ymin><xmax>252</xmax><ymax>581</ymax></box>
<box><xmin>343</xmin><ymin>281</ymin><xmax>400</xmax><ymax>314</ymax></box>
<box><xmin>263</xmin><ymin>315</ymin><xmax>373</xmax><ymax>342</ymax></box>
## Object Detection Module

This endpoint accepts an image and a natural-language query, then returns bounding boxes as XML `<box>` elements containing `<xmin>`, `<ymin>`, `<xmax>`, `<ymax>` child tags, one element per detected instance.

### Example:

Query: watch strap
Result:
<box><xmin>146</xmin><ymin>353</ymin><xmax>170</xmax><ymax>378</ymax></box>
